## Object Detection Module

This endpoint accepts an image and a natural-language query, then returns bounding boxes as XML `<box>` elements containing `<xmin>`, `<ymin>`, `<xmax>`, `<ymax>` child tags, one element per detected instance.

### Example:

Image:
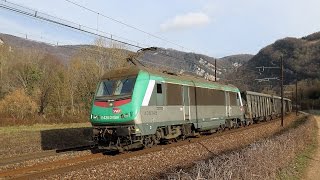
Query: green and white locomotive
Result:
<box><xmin>90</xmin><ymin>66</ymin><xmax>245</xmax><ymax>150</ymax></box>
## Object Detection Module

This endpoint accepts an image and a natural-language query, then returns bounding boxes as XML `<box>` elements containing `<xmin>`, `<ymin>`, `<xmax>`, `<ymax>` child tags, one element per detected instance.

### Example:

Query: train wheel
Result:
<box><xmin>152</xmin><ymin>133</ymin><xmax>160</xmax><ymax>144</ymax></box>
<box><xmin>217</xmin><ymin>124</ymin><xmax>225</xmax><ymax>133</ymax></box>
<box><xmin>266</xmin><ymin>115</ymin><xmax>271</xmax><ymax>121</ymax></box>
<box><xmin>239</xmin><ymin>120</ymin><xmax>244</xmax><ymax>127</ymax></box>
<box><xmin>233</xmin><ymin>119</ymin><xmax>239</xmax><ymax>129</ymax></box>
<box><xmin>143</xmin><ymin>135</ymin><xmax>154</xmax><ymax>148</ymax></box>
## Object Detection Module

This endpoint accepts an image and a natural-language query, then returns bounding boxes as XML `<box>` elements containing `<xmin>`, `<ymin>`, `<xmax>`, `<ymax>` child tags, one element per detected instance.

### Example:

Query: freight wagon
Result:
<box><xmin>241</xmin><ymin>91</ymin><xmax>292</xmax><ymax>123</ymax></box>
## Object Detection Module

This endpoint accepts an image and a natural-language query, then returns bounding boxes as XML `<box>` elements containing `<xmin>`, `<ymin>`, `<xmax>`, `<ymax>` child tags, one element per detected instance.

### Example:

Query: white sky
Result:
<box><xmin>0</xmin><ymin>0</ymin><xmax>320</xmax><ymax>57</ymax></box>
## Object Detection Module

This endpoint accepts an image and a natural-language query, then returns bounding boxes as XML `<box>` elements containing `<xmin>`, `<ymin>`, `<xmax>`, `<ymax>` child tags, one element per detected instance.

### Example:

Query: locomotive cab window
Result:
<box><xmin>236</xmin><ymin>93</ymin><xmax>241</xmax><ymax>106</ymax></box>
<box><xmin>156</xmin><ymin>84</ymin><xmax>162</xmax><ymax>94</ymax></box>
<box><xmin>155</xmin><ymin>83</ymin><xmax>165</xmax><ymax>106</ymax></box>
<box><xmin>96</xmin><ymin>76</ymin><xmax>136</xmax><ymax>97</ymax></box>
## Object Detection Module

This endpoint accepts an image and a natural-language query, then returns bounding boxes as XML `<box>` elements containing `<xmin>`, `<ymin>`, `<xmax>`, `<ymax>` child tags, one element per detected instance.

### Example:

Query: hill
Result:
<box><xmin>217</xmin><ymin>54</ymin><xmax>253</xmax><ymax>76</ymax></box>
<box><xmin>2</xmin><ymin>31</ymin><xmax>319</xmax><ymax>90</ymax></box>
<box><xmin>0</xmin><ymin>33</ymin><xmax>80</xmax><ymax>62</ymax></box>
<box><xmin>137</xmin><ymin>48</ymin><xmax>252</xmax><ymax>81</ymax></box>
<box><xmin>0</xmin><ymin>33</ymin><xmax>252</xmax><ymax>81</ymax></box>
<box><xmin>229</xmin><ymin>32</ymin><xmax>320</xmax><ymax>92</ymax></box>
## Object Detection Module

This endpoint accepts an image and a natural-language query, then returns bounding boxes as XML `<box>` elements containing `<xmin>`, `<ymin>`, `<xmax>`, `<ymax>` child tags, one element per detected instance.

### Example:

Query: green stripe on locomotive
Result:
<box><xmin>90</xmin><ymin>68</ymin><xmax>240</xmax><ymax>125</ymax></box>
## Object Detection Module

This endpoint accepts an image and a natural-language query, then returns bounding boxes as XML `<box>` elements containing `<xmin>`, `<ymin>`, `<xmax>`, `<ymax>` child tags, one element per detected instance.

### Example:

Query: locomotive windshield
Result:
<box><xmin>96</xmin><ymin>77</ymin><xmax>136</xmax><ymax>97</ymax></box>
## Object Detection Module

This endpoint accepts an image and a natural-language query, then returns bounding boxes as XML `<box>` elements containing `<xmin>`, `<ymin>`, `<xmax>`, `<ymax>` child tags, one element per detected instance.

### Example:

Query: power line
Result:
<box><xmin>138</xmin><ymin>59</ymin><xmax>194</xmax><ymax>74</ymax></box>
<box><xmin>0</xmin><ymin>0</ymin><xmax>149</xmax><ymax>49</ymax></box>
<box><xmin>64</xmin><ymin>0</ymin><xmax>187</xmax><ymax>51</ymax></box>
<box><xmin>139</xmin><ymin>59</ymin><xmax>224</xmax><ymax>82</ymax></box>
<box><xmin>0</xmin><ymin>0</ymin><xmax>197</xmax><ymax>66</ymax></box>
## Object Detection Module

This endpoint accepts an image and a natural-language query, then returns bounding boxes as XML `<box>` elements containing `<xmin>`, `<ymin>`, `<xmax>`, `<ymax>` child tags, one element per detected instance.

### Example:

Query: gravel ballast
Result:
<box><xmin>44</xmin><ymin>114</ymin><xmax>302</xmax><ymax>180</ymax></box>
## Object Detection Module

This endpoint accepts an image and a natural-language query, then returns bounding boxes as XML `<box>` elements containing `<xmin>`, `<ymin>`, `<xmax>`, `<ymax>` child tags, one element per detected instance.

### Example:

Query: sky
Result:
<box><xmin>1</xmin><ymin>0</ymin><xmax>320</xmax><ymax>57</ymax></box>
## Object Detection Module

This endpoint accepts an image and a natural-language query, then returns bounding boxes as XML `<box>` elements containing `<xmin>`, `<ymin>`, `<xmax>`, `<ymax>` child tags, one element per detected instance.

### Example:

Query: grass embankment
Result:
<box><xmin>165</xmin><ymin>116</ymin><xmax>316</xmax><ymax>180</ymax></box>
<box><xmin>277</xmin><ymin>116</ymin><xmax>318</xmax><ymax>179</ymax></box>
<box><xmin>0</xmin><ymin>123</ymin><xmax>92</xmax><ymax>158</ymax></box>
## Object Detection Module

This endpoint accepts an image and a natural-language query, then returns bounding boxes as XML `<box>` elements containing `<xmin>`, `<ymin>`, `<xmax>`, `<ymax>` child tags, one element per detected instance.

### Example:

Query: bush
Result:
<box><xmin>0</xmin><ymin>89</ymin><xmax>38</xmax><ymax>119</ymax></box>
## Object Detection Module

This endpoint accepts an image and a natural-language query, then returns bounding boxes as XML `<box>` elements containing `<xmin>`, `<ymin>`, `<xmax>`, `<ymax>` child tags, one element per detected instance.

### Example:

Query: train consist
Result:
<box><xmin>90</xmin><ymin>66</ymin><xmax>292</xmax><ymax>151</ymax></box>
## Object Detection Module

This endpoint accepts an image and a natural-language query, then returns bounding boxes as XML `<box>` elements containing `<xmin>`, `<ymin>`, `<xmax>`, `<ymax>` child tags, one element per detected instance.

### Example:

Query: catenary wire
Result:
<box><xmin>63</xmin><ymin>0</ymin><xmax>187</xmax><ymax>51</ymax></box>
<box><xmin>0</xmin><ymin>0</ymin><xmax>238</xmax><ymax>79</ymax></box>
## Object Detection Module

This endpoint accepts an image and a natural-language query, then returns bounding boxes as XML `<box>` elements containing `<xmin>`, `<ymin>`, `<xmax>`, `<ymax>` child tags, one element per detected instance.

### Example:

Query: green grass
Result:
<box><xmin>277</xmin><ymin>121</ymin><xmax>318</xmax><ymax>180</ymax></box>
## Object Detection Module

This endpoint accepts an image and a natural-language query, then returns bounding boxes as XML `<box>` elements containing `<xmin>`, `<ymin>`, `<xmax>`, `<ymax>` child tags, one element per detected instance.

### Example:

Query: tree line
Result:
<box><xmin>0</xmin><ymin>39</ymin><xmax>130</xmax><ymax>125</ymax></box>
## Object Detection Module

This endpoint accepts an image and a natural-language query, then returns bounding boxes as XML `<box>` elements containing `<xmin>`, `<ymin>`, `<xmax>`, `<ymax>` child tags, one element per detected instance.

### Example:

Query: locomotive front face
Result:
<box><xmin>90</xmin><ymin>76</ymin><xmax>137</xmax><ymax>125</ymax></box>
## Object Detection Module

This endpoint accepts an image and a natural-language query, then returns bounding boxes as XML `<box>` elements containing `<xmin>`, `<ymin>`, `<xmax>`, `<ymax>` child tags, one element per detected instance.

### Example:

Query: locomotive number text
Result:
<box><xmin>144</xmin><ymin>111</ymin><xmax>157</xmax><ymax>116</ymax></box>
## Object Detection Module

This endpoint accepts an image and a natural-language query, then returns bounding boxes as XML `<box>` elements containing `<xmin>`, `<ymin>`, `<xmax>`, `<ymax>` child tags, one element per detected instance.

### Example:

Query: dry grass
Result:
<box><xmin>165</xmin><ymin>116</ymin><xmax>316</xmax><ymax>180</ymax></box>
<box><xmin>0</xmin><ymin>123</ymin><xmax>92</xmax><ymax>158</ymax></box>
<box><xmin>0</xmin><ymin>115</ymin><xmax>88</xmax><ymax>127</ymax></box>
<box><xmin>277</xmin><ymin>116</ymin><xmax>318</xmax><ymax>179</ymax></box>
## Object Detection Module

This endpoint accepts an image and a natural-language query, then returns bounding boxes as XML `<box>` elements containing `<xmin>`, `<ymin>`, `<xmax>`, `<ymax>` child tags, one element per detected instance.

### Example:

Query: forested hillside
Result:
<box><xmin>229</xmin><ymin>32</ymin><xmax>320</xmax><ymax>109</ymax></box>
<box><xmin>0</xmin><ymin>37</ymin><xmax>130</xmax><ymax>124</ymax></box>
<box><xmin>248</xmin><ymin>32</ymin><xmax>320</xmax><ymax>82</ymax></box>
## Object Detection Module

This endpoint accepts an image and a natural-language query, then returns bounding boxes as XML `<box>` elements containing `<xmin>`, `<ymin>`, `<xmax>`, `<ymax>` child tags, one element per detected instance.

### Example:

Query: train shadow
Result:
<box><xmin>40</xmin><ymin>127</ymin><xmax>93</xmax><ymax>152</ymax></box>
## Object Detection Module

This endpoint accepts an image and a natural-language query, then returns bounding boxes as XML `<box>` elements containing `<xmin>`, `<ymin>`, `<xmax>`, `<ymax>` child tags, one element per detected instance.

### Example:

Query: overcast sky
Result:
<box><xmin>1</xmin><ymin>0</ymin><xmax>320</xmax><ymax>57</ymax></box>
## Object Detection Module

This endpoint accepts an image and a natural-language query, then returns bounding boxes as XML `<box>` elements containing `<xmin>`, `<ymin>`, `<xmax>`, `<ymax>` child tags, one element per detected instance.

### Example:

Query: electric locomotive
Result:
<box><xmin>90</xmin><ymin>66</ymin><xmax>245</xmax><ymax>151</ymax></box>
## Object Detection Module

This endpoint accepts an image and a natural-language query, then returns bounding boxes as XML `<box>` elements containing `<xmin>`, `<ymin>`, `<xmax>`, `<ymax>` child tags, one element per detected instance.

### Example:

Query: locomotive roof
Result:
<box><xmin>101</xmin><ymin>66</ymin><xmax>239</xmax><ymax>92</ymax></box>
<box><xmin>101</xmin><ymin>66</ymin><xmax>140</xmax><ymax>79</ymax></box>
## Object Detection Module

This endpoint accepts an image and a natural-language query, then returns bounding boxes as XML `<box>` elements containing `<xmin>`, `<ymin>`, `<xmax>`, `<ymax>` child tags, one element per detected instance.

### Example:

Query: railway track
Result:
<box><xmin>0</xmin><ymin>145</ymin><xmax>92</xmax><ymax>168</ymax></box>
<box><xmin>0</xmin><ymin>114</ymin><xmax>303</xmax><ymax>179</ymax></box>
<box><xmin>0</xmin><ymin>150</ymin><xmax>57</xmax><ymax>167</ymax></box>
